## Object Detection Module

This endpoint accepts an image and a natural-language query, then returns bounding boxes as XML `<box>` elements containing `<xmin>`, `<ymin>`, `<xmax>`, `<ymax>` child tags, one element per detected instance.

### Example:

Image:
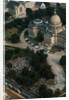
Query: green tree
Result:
<box><xmin>7</xmin><ymin>70</ymin><xmax>16</xmax><ymax>79</ymax></box>
<box><xmin>39</xmin><ymin>84</ymin><xmax>53</xmax><ymax>98</ymax></box>
<box><xmin>46</xmin><ymin>6</ymin><xmax>54</xmax><ymax>16</ymax></box>
<box><xmin>5</xmin><ymin>50</ymin><xmax>14</xmax><ymax>61</ymax></box>
<box><xmin>19</xmin><ymin>68</ymin><xmax>40</xmax><ymax>87</ymax></box>
<box><xmin>44</xmin><ymin>2</ymin><xmax>51</xmax><ymax>8</ymax></box>
<box><xmin>57</xmin><ymin>7</ymin><xmax>66</xmax><ymax>25</ymax></box>
<box><xmin>5</xmin><ymin>12</ymin><xmax>11</xmax><ymax>21</ymax></box>
<box><xmin>56</xmin><ymin>3</ymin><xmax>61</xmax><ymax>7</ymax></box>
<box><xmin>30</xmin><ymin>50</ymin><xmax>55</xmax><ymax>79</ymax></box>
<box><xmin>54</xmin><ymin>89</ymin><xmax>60</xmax><ymax>97</ymax></box>
<box><xmin>26</xmin><ymin>8</ymin><xmax>33</xmax><ymax>17</ymax></box>
<box><xmin>7</xmin><ymin>62</ymin><xmax>12</xmax><ymax>68</ymax></box>
<box><xmin>39</xmin><ymin>63</ymin><xmax>54</xmax><ymax>79</ymax></box>
<box><xmin>60</xmin><ymin>55</ymin><xmax>66</xmax><ymax>65</ymax></box>
<box><xmin>11</xmin><ymin>34</ymin><xmax>20</xmax><ymax>43</ymax></box>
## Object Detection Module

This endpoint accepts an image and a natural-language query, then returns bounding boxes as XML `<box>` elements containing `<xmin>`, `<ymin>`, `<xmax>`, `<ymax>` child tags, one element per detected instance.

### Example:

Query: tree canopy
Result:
<box><xmin>26</xmin><ymin>8</ymin><xmax>33</xmax><ymax>17</ymax></box>
<box><xmin>30</xmin><ymin>50</ymin><xmax>55</xmax><ymax>79</ymax></box>
<box><xmin>16</xmin><ymin>67</ymin><xmax>40</xmax><ymax>87</ymax></box>
<box><xmin>11</xmin><ymin>34</ymin><xmax>20</xmax><ymax>43</ymax></box>
<box><xmin>44</xmin><ymin>2</ymin><xmax>51</xmax><ymax>8</ymax></box>
<box><xmin>54</xmin><ymin>89</ymin><xmax>60</xmax><ymax>97</ymax></box>
<box><xmin>39</xmin><ymin>84</ymin><xmax>53</xmax><ymax>98</ymax></box>
<box><xmin>7</xmin><ymin>70</ymin><xmax>16</xmax><ymax>79</ymax></box>
<box><xmin>60</xmin><ymin>55</ymin><xmax>66</xmax><ymax>65</ymax></box>
<box><xmin>5</xmin><ymin>12</ymin><xmax>11</xmax><ymax>21</ymax></box>
<box><xmin>7</xmin><ymin>62</ymin><xmax>12</xmax><ymax>68</ymax></box>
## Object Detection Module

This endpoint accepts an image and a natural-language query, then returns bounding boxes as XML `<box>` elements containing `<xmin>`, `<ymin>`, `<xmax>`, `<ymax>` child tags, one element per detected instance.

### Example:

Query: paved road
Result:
<box><xmin>5</xmin><ymin>87</ymin><xmax>25</xmax><ymax>99</ymax></box>
<box><xmin>47</xmin><ymin>51</ymin><xmax>66</xmax><ymax>91</ymax></box>
<box><xmin>20</xmin><ymin>28</ymin><xmax>37</xmax><ymax>52</ymax></box>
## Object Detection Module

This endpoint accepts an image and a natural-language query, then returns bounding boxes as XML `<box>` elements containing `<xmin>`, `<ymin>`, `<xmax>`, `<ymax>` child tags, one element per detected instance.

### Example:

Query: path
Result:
<box><xmin>47</xmin><ymin>51</ymin><xmax>66</xmax><ymax>91</ymax></box>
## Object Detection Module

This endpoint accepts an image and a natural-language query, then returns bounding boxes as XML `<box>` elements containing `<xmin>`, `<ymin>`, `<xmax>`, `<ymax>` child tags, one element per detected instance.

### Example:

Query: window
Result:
<box><xmin>20</xmin><ymin>7</ymin><xmax>22</xmax><ymax>12</ymax></box>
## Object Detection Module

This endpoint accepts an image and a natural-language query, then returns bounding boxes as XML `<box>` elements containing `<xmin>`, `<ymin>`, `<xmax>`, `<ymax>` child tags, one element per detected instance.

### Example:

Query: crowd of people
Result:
<box><xmin>9</xmin><ymin>57</ymin><xmax>30</xmax><ymax>70</ymax></box>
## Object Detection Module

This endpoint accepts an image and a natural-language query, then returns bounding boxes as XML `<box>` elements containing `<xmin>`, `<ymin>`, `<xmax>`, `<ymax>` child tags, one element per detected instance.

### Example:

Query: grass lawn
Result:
<box><xmin>50</xmin><ymin>46</ymin><xmax>61</xmax><ymax>53</ymax></box>
<box><xmin>5</xmin><ymin>46</ymin><xmax>15</xmax><ymax>51</ymax></box>
<box><xmin>29</xmin><ymin>38</ymin><xmax>38</xmax><ymax>45</ymax></box>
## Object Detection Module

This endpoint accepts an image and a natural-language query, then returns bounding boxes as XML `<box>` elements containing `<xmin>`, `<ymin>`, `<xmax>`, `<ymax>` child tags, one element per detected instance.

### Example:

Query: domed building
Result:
<box><xmin>44</xmin><ymin>9</ymin><xmax>66</xmax><ymax>48</ymax></box>
<box><xmin>28</xmin><ymin>19</ymin><xmax>46</xmax><ymax>38</ymax></box>
<box><xmin>28</xmin><ymin>9</ymin><xmax>66</xmax><ymax>49</ymax></box>
<box><xmin>49</xmin><ymin>9</ymin><xmax>63</xmax><ymax>34</ymax></box>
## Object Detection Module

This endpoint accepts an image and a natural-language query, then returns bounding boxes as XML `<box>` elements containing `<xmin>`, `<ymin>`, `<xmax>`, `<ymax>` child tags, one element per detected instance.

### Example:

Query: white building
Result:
<box><xmin>35</xmin><ymin>2</ymin><xmax>46</xmax><ymax>9</ymax></box>
<box><xmin>7</xmin><ymin>1</ymin><xmax>26</xmax><ymax>18</ymax></box>
<box><xmin>44</xmin><ymin>9</ymin><xmax>66</xmax><ymax>48</ymax></box>
<box><xmin>28</xmin><ymin>19</ymin><xmax>46</xmax><ymax>38</ymax></box>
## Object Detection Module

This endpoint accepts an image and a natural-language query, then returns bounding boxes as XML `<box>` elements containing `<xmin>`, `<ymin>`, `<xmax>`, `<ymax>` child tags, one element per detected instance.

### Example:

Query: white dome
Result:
<box><xmin>33</xmin><ymin>19</ymin><xmax>43</xmax><ymax>25</ymax></box>
<box><xmin>50</xmin><ymin>9</ymin><xmax>61</xmax><ymax>25</ymax></box>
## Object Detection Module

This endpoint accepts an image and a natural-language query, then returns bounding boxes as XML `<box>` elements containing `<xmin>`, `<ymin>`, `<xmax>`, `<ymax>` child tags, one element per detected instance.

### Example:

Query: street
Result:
<box><xmin>5</xmin><ymin>87</ymin><xmax>25</xmax><ymax>99</ymax></box>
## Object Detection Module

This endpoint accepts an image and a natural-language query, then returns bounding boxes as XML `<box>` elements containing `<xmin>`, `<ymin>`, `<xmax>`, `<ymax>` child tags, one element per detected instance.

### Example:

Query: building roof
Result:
<box><xmin>40</xmin><ymin>23</ymin><xmax>49</xmax><ymax>29</ymax></box>
<box><xmin>7</xmin><ymin>1</ymin><xmax>24</xmax><ymax>9</ymax></box>
<box><xmin>50</xmin><ymin>9</ymin><xmax>61</xmax><ymax>25</ymax></box>
<box><xmin>35</xmin><ymin>2</ymin><xmax>45</xmax><ymax>7</ymax></box>
<box><xmin>24</xmin><ymin>1</ymin><xmax>35</xmax><ymax>8</ymax></box>
<box><xmin>59</xmin><ymin>31</ymin><xmax>66</xmax><ymax>36</ymax></box>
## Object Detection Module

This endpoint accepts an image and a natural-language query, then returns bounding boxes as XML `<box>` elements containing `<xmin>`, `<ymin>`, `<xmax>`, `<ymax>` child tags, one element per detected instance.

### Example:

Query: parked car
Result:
<box><xmin>5</xmin><ymin>82</ymin><xmax>8</xmax><ymax>86</ymax></box>
<box><xmin>34</xmin><ymin>45</ymin><xmax>40</xmax><ymax>49</ymax></box>
<box><xmin>44</xmin><ymin>49</ymin><xmax>49</xmax><ymax>54</ymax></box>
<box><xmin>27</xmin><ymin>41</ymin><xmax>31</xmax><ymax>44</ymax></box>
<box><xmin>8</xmin><ymin>83</ymin><xmax>13</xmax><ymax>88</ymax></box>
<box><xmin>30</xmin><ymin>43</ymin><xmax>35</xmax><ymax>47</ymax></box>
<box><xmin>16</xmin><ymin>88</ymin><xmax>21</xmax><ymax>94</ymax></box>
<box><xmin>25</xmin><ymin>38</ymin><xmax>29</xmax><ymax>42</ymax></box>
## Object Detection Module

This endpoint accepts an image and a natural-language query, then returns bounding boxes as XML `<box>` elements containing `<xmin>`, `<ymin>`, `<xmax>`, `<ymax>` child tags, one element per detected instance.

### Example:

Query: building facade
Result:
<box><xmin>7</xmin><ymin>1</ymin><xmax>26</xmax><ymax>18</ymax></box>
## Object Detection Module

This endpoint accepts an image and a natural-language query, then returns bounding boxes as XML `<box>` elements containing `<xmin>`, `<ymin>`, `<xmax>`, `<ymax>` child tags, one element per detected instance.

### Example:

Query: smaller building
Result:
<box><xmin>35</xmin><ymin>2</ymin><xmax>46</xmax><ymax>9</ymax></box>
<box><xmin>5</xmin><ymin>0</ymin><xmax>8</xmax><ymax>8</ymax></box>
<box><xmin>7</xmin><ymin>1</ymin><xmax>26</xmax><ymax>18</ymax></box>
<box><xmin>24</xmin><ymin>1</ymin><xmax>36</xmax><ymax>9</ymax></box>
<box><xmin>57</xmin><ymin>31</ymin><xmax>66</xmax><ymax>49</ymax></box>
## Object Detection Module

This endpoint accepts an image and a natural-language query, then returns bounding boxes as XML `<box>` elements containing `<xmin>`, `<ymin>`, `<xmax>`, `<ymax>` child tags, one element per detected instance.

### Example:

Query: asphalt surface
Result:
<box><xmin>5</xmin><ymin>87</ymin><xmax>25</xmax><ymax>99</ymax></box>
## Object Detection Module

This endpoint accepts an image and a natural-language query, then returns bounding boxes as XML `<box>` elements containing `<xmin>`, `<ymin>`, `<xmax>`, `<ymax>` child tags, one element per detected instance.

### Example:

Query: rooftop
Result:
<box><xmin>59</xmin><ymin>31</ymin><xmax>66</xmax><ymax>36</ymax></box>
<box><xmin>7</xmin><ymin>1</ymin><xmax>24</xmax><ymax>9</ymax></box>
